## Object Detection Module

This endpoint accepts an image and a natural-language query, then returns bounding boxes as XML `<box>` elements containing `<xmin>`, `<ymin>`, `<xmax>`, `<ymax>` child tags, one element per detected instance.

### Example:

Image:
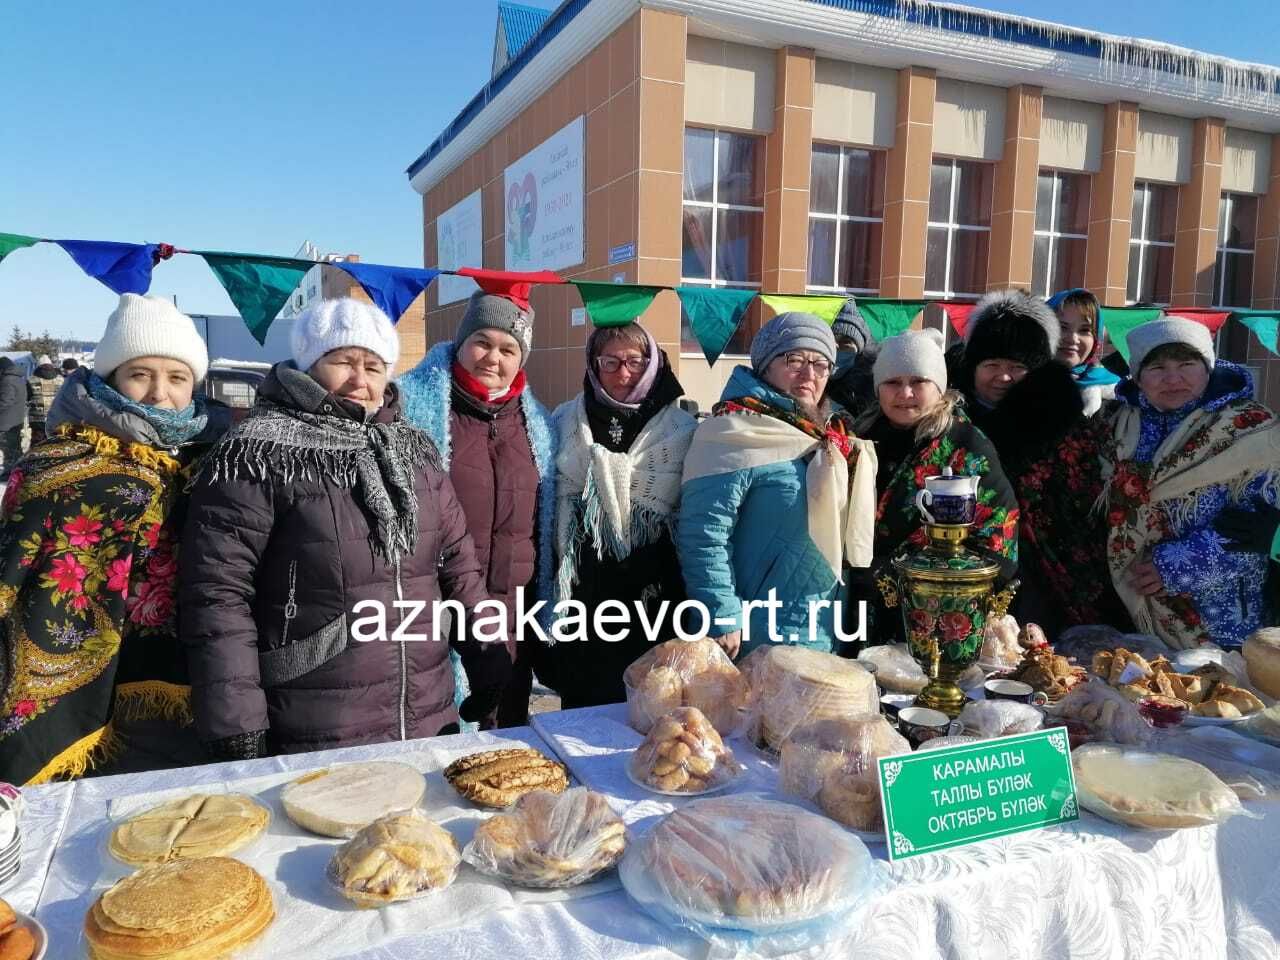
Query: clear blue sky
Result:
<box><xmin>2</xmin><ymin>0</ymin><xmax>1277</xmax><ymax>342</ymax></box>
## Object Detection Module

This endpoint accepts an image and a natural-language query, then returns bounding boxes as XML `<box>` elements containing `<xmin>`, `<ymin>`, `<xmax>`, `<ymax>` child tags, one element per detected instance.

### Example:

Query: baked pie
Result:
<box><xmin>1090</xmin><ymin>648</ymin><xmax>1265</xmax><ymax>718</ymax></box>
<box><xmin>465</xmin><ymin>788</ymin><xmax>625</xmax><ymax>887</ymax></box>
<box><xmin>624</xmin><ymin>796</ymin><xmax>874</xmax><ymax>925</ymax></box>
<box><xmin>328</xmin><ymin>813</ymin><xmax>460</xmax><ymax>908</ymax></box>
<box><xmin>444</xmin><ymin>748</ymin><xmax>568</xmax><ymax>808</ymax></box>
<box><xmin>1073</xmin><ymin>743</ymin><xmax>1241</xmax><ymax>829</ymax></box>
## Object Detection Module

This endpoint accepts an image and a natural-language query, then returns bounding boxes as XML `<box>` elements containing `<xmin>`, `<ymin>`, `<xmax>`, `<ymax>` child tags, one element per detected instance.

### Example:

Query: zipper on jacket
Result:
<box><xmin>282</xmin><ymin>561</ymin><xmax>298</xmax><ymax>645</ymax></box>
<box><xmin>488</xmin><ymin>418</ymin><xmax>497</xmax><ymax>439</ymax></box>
<box><xmin>394</xmin><ymin>558</ymin><xmax>408</xmax><ymax>741</ymax></box>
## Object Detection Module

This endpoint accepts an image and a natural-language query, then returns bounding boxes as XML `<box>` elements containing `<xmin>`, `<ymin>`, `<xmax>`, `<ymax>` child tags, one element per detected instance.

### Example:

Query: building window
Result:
<box><xmin>1127</xmin><ymin>181</ymin><xmax>1177</xmax><ymax>305</ymax></box>
<box><xmin>1214</xmin><ymin>192</ymin><xmax>1257</xmax><ymax>309</ymax></box>
<box><xmin>925</xmin><ymin>158</ymin><xmax>992</xmax><ymax>299</ymax></box>
<box><xmin>681</xmin><ymin>127</ymin><xmax>764</xmax><ymax>355</ymax></box>
<box><xmin>806</xmin><ymin>144</ymin><xmax>885</xmax><ymax>294</ymax></box>
<box><xmin>1032</xmin><ymin>170</ymin><xmax>1089</xmax><ymax>298</ymax></box>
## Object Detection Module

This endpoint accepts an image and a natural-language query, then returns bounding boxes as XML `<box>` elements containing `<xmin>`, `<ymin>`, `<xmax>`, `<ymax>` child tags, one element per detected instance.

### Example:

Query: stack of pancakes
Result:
<box><xmin>84</xmin><ymin>857</ymin><xmax>273</xmax><ymax>960</ymax></box>
<box><xmin>109</xmin><ymin>794</ymin><xmax>269</xmax><ymax>866</ymax></box>
<box><xmin>750</xmin><ymin>647</ymin><xmax>879</xmax><ymax>752</ymax></box>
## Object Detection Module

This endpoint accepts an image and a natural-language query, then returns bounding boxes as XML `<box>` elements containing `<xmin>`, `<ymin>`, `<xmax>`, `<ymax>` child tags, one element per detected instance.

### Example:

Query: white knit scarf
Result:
<box><xmin>553</xmin><ymin>397</ymin><xmax>697</xmax><ymax>601</ymax></box>
<box><xmin>681</xmin><ymin>411</ymin><xmax>878</xmax><ymax>579</ymax></box>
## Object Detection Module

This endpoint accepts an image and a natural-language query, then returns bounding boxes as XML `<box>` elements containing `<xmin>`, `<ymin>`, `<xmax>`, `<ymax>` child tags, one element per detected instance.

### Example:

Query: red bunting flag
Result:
<box><xmin>937</xmin><ymin>301</ymin><xmax>976</xmax><ymax>337</ymax></box>
<box><xmin>455</xmin><ymin>267</ymin><xmax>564</xmax><ymax>311</ymax></box>
<box><xmin>1163</xmin><ymin>308</ymin><xmax>1231</xmax><ymax>335</ymax></box>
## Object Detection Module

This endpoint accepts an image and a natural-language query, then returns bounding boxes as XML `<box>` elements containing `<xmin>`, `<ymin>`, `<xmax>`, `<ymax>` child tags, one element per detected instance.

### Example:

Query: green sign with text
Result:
<box><xmin>877</xmin><ymin>728</ymin><xmax>1078</xmax><ymax>861</ymax></box>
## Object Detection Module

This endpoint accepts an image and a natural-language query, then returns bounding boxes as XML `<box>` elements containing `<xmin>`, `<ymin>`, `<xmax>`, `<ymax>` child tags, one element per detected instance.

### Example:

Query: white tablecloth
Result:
<box><xmin>15</xmin><ymin>707</ymin><xmax>1280</xmax><ymax>959</ymax></box>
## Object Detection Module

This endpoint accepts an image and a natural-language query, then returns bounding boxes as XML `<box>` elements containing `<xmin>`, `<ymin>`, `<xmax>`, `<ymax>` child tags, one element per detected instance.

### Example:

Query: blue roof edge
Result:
<box><xmin>407</xmin><ymin>0</ymin><xmax>1279</xmax><ymax>185</ymax></box>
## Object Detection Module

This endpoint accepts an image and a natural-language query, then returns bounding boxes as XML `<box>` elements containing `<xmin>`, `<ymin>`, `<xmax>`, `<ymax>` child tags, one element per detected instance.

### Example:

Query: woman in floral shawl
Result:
<box><xmin>0</xmin><ymin>294</ymin><xmax>223</xmax><ymax>785</ymax></box>
<box><xmin>1102</xmin><ymin>317</ymin><xmax>1280</xmax><ymax>649</ymax></box>
<box><xmin>853</xmin><ymin>329</ymin><xmax>1019</xmax><ymax>647</ymax></box>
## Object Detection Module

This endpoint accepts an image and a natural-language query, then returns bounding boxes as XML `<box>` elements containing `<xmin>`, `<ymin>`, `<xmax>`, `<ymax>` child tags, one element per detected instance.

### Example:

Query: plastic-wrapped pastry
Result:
<box><xmin>1072</xmin><ymin>743</ymin><xmax>1248</xmax><ymax>829</ymax></box>
<box><xmin>464</xmin><ymin>788</ymin><xmax>625</xmax><ymax>888</ymax></box>
<box><xmin>856</xmin><ymin>643</ymin><xmax>926</xmax><ymax>694</ymax></box>
<box><xmin>619</xmin><ymin>795</ymin><xmax>883</xmax><ymax>946</ymax></box>
<box><xmin>628</xmin><ymin>707</ymin><xmax>743</xmax><ymax>794</ymax></box>
<box><xmin>623</xmin><ymin>638</ymin><xmax>749</xmax><ymax>734</ymax></box>
<box><xmin>779</xmin><ymin>717</ymin><xmax>906</xmax><ymax>832</ymax></box>
<box><xmin>980</xmin><ymin>615</ymin><xmax>1022</xmax><ymax>668</ymax></box>
<box><xmin>745</xmin><ymin>646</ymin><xmax>879</xmax><ymax>751</ymax></box>
<box><xmin>1044</xmin><ymin>681</ymin><xmax>1154</xmax><ymax>746</ymax></box>
<box><xmin>958</xmin><ymin>700</ymin><xmax>1043</xmax><ymax>739</ymax></box>
<box><xmin>327</xmin><ymin>812</ymin><xmax>460</xmax><ymax>907</ymax></box>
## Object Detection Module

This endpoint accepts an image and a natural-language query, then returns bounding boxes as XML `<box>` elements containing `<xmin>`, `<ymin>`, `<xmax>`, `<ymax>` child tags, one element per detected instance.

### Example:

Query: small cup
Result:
<box><xmin>879</xmin><ymin>692</ymin><xmax>915</xmax><ymax>721</ymax></box>
<box><xmin>984</xmin><ymin>678</ymin><xmax>1037</xmax><ymax>703</ymax></box>
<box><xmin>898</xmin><ymin>706</ymin><xmax>954</xmax><ymax>748</ymax></box>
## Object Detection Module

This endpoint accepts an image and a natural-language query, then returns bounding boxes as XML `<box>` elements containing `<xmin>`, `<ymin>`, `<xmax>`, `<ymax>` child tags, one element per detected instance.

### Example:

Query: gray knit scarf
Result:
<box><xmin>204</xmin><ymin>364</ymin><xmax>441</xmax><ymax>564</ymax></box>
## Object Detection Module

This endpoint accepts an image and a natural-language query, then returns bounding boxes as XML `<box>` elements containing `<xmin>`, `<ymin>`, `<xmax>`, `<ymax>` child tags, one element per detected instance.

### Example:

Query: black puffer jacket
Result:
<box><xmin>179</xmin><ymin>366</ymin><xmax>507</xmax><ymax>758</ymax></box>
<box><xmin>0</xmin><ymin>359</ymin><xmax>26</xmax><ymax>431</ymax></box>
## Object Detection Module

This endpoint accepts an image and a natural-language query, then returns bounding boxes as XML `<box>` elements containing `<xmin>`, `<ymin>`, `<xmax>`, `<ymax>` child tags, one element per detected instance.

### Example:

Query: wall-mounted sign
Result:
<box><xmin>436</xmin><ymin>190</ymin><xmax>482</xmax><ymax>305</ymax></box>
<box><xmin>504</xmin><ymin>115</ymin><xmax>584</xmax><ymax>272</ymax></box>
<box><xmin>609</xmin><ymin>242</ymin><xmax>636</xmax><ymax>265</ymax></box>
<box><xmin>570</xmin><ymin>307</ymin><xmax>586</xmax><ymax>327</ymax></box>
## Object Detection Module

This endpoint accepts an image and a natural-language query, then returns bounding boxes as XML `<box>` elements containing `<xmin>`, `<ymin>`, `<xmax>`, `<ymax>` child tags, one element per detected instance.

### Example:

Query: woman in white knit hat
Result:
<box><xmin>180</xmin><ymin>298</ymin><xmax>510</xmax><ymax>761</ymax></box>
<box><xmin>1101</xmin><ymin>317</ymin><xmax>1280</xmax><ymax>650</ymax></box>
<box><xmin>852</xmin><ymin>327</ymin><xmax>1019</xmax><ymax>648</ymax></box>
<box><xmin>0</xmin><ymin>293</ymin><xmax>226</xmax><ymax>785</ymax></box>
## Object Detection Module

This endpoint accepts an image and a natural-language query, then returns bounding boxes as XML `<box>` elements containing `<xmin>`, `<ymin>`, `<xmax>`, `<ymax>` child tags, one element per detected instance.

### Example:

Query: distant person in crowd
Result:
<box><xmin>1047</xmin><ymin>288</ymin><xmax>1119</xmax><ymax>417</ymax></box>
<box><xmin>825</xmin><ymin>296</ymin><xmax>878</xmax><ymax>419</ymax></box>
<box><xmin>0</xmin><ymin>358</ymin><xmax>25</xmax><ymax>478</ymax></box>
<box><xmin>62</xmin><ymin>357</ymin><xmax>80</xmax><ymax>375</ymax></box>
<box><xmin>677</xmin><ymin>312</ymin><xmax>877</xmax><ymax>660</ymax></box>
<box><xmin>852</xmin><ymin>328</ymin><xmax>1018</xmax><ymax>645</ymax></box>
<box><xmin>26</xmin><ymin>353</ymin><xmax>64</xmax><ymax>445</ymax></box>
<box><xmin>540</xmin><ymin>322</ymin><xmax>696</xmax><ymax>708</ymax></box>
<box><xmin>1102</xmin><ymin>318</ymin><xmax>1280</xmax><ymax>649</ymax></box>
<box><xmin>0</xmin><ymin>294</ymin><xmax>224</xmax><ymax>785</ymax></box>
<box><xmin>398</xmin><ymin>287</ymin><xmax>556</xmax><ymax>728</ymax></box>
<box><xmin>181</xmin><ymin>299</ymin><xmax>508</xmax><ymax>760</ymax></box>
<box><xmin>956</xmin><ymin>289</ymin><xmax>1129</xmax><ymax>637</ymax></box>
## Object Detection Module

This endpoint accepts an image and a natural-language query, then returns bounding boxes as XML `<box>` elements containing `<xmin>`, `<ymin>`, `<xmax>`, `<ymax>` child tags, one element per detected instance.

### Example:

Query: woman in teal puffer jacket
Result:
<box><xmin>676</xmin><ymin>313</ymin><xmax>877</xmax><ymax>661</ymax></box>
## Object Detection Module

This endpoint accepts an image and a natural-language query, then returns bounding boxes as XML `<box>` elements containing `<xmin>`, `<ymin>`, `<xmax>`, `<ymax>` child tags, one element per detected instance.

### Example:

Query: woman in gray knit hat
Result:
<box><xmin>852</xmin><ymin>328</ymin><xmax>1018</xmax><ymax>648</ymax></box>
<box><xmin>677</xmin><ymin>312</ymin><xmax>877</xmax><ymax>660</ymax></box>
<box><xmin>397</xmin><ymin>288</ymin><xmax>556</xmax><ymax>727</ymax></box>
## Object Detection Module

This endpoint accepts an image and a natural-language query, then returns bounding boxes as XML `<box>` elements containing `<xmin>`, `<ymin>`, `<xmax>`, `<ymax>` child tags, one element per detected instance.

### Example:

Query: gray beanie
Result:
<box><xmin>874</xmin><ymin>328</ymin><xmax>948</xmax><ymax>391</ymax></box>
<box><xmin>750</xmin><ymin>312</ymin><xmax>836</xmax><ymax>375</ymax></box>
<box><xmin>831</xmin><ymin>298</ymin><xmax>873</xmax><ymax>354</ymax></box>
<box><xmin>453</xmin><ymin>291</ymin><xmax>534</xmax><ymax>366</ymax></box>
<box><xmin>1126</xmin><ymin>317</ymin><xmax>1215</xmax><ymax>373</ymax></box>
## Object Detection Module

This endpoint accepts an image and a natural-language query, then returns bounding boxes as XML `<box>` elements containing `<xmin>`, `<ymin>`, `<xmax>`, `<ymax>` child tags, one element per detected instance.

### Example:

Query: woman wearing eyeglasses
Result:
<box><xmin>677</xmin><ymin>312</ymin><xmax>878</xmax><ymax>661</ymax></box>
<box><xmin>537</xmin><ymin>323</ymin><xmax>696</xmax><ymax>707</ymax></box>
<box><xmin>851</xmin><ymin>328</ymin><xmax>1019</xmax><ymax>647</ymax></box>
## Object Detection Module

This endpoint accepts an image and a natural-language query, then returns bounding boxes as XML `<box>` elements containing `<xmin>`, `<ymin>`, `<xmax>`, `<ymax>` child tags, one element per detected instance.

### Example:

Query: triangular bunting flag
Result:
<box><xmin>1100</xmin><ymin>307</ymin><xmax>1165</xmax><ymax>362</ymax></box>
<box><xmin>0</xmin><ymin>232</ymin><xmax>39</xmax><ymax>265</ymax></box>
<box><xmin>1235</xmin><ymin>311</ymin><xmax>1280</xmax><ymax>356</ymax></box>
<box><xmin>758</xmin><ymin>294</ymin><xmax>847</xmax><ymax>323</ymax></box>
<box><xmin>859</xmin><ymin>299</ymin><xmax>928</xmax><ymax>341</ymax></box>
<box><xmin>56</xmin><ymin>239</ymin><xmax>159</xmax><ymax>295</ymax></box>
<box><xmin>456</xmin><ymin>267</ymin><xmax>564</xmax><ymax>311</ymax></box>
<box><xmin>198</xmin><ymin>252</ymin><xmax>312</xmax><ymax>345</ymax></box>
<box><xmin>331</xmin><ymin>261</ymin><xmax>438</xmax><ymax>323</ymax></box>
<box><xmin>1164</xmin><ymin>308</ymin><xmax>1231</xmax><ymax>334</ymax></box>
<box><xmin>571</xmin><ymin>282</ymin><xmax>663</xmax><ymax>328</ymax></box>
<box><xmin>675</xmin><ymin>287</ymin><xmax>758</xmax><ymax>365</ymax></box>
<box><xmin>934</xmin><ymin>301</ymin><xmax>976</xmax><ymax>338</ymax></box>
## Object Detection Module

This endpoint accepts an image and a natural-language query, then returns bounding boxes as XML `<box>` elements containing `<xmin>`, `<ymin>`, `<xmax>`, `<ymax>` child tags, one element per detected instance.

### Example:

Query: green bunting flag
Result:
<box><xmin>571</xmin><ymin>281</ymin><xmax>663</xmax><ymax>327</ymax></box>
<box><xmin>675</xmin><ymin>286</ymin><xmax>758</xmax><ymax>365</ymax></box>
<box><xmin>857</xmin><ymin>299</ymin><xmax>927</xmax><ymax>341</ymax></box>
<box><xmin>0</xmin><ymin>232</ymin><xmax>39</xmax><ymax>265</ymax></box>
<box><xmin>758</xmin><ymin>294</ymin><xmax>847</xmax><ymax>322</ymax></box>
<box><xmin>198</xmin><ymin>252</ymin><xmax>312</xmax><ymax>345</ymax></box>
<box><xmin>1100</xmin><ymin>307</ymin><xmax>1164</xmax><ymax>362</ymax></box>
<box><xmin>1235</xmin><ymin>311</ymin><xmax>1280</xmax><ymax>357</ymax></box>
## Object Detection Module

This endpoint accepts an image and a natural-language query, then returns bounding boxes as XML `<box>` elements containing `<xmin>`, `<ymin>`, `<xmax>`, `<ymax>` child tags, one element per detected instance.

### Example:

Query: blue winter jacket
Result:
<box><xmin>676</xmin><ymin>366</ymin><xmax>844</xmax><ymax>659</ymax></box>
<box><xmin>1116</xmin><ymin>361</ymin><xmax>1279</xmax><ymax>648</ymax></box>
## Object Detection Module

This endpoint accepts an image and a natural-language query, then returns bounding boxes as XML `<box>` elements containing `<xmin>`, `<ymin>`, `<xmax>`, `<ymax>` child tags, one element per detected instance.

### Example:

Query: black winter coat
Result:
<box><xmin>0</xmin><ymin>361</ymin><xmax>26</xmax><ymax>431</ymax></box>
<box><xmin>179</xmin><ymin>369</ymin><xmax>507</xmax><ymax>758</ymax></box>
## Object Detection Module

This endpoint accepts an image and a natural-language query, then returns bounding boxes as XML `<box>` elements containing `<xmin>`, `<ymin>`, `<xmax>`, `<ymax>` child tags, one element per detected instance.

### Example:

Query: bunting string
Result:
<box><xmin>2</xmin><ymin>229</ymin><xmax>1278</xmax><ymax>365</ymax></box>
